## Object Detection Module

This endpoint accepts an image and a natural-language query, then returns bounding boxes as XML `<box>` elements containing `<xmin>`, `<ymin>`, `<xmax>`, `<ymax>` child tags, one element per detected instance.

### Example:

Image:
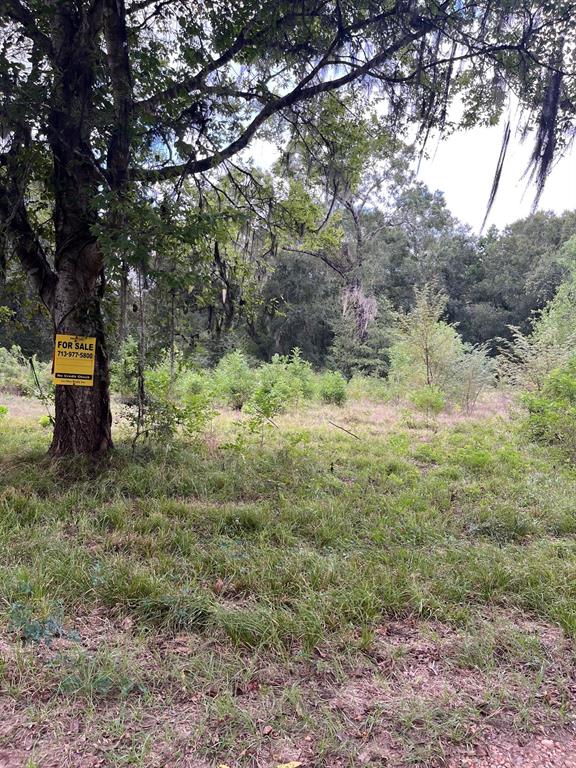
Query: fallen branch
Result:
<box><xmin>328</xmin><ymin>420</ymin><xmax>360</xmax><ymax>440</ymax></box>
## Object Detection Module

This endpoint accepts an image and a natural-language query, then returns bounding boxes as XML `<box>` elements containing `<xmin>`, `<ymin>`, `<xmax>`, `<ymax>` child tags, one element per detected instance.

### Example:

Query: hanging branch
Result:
<box><xmin>28</xmin><ymin>357</ymin><xmax>55</xmax><ymax>426</ymax></box>
<box><xmin>481</xmin><ymin>119</ymin><xmax>512</xmax><ymax>232</ymax></box>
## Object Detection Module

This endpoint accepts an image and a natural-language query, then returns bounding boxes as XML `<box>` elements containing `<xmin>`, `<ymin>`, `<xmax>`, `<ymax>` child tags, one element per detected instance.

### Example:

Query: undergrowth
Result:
<box><xmin>2</xmin><ymin>411</ymin><xmax>576</xmax><ymax>645</ymax></box>
<box><xmin>2</xmin><ymin>407</ymin><xmax>576</xmax><ymax>765</ymax></box>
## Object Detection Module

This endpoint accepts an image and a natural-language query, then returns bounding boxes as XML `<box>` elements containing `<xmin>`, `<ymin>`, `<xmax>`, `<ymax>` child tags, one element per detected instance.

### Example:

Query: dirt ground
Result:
<box><xmin>2</xmin><ymin>391</ymin><xmax>572</xmax><ymax>768</ymax></box>
<box><xmin>1</xmin><ymin>612</ymin><xmax>575</xmax><ymax>767</ymax></box>
<box><xmin>0</xmin><ymin>394</ymin><xmax>47</xmax><ymax>420</ymax></box>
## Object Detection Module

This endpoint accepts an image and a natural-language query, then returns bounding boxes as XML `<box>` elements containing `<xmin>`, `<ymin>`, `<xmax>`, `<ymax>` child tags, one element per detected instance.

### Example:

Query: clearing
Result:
<box><xmin>1</xmin><ymin>394</ymin><xmax>576</xmax><ymax>767</ymax></box>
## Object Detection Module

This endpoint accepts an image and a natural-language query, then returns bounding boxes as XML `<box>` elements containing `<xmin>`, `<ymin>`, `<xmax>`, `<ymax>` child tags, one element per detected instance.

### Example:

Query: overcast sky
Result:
<box><xmin>252</xmin><ymin>114</ymin><xmax>576</xmax><ymax>235</ymax></box>
<box><xmin>417</xmin><ymin>121</ymin><xmax>576</xmax><ymax>233</ymax></box>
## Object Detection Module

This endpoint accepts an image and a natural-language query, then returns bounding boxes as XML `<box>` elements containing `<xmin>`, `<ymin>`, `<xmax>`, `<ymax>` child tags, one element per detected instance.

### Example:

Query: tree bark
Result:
<box><xmin>39</xmin><ymin>0</ymin><xmax>115</xmax><ymax>456</ymax></box>
<box><xmin>49</xmin><ymin>255</ymin><xmax>113</xmax><ymax>456</ymax></box>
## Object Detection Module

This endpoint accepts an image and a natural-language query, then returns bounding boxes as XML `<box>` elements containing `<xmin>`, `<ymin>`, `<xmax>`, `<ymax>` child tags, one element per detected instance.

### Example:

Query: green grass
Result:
<box><xmin>1</xmin><ymin>405</ymin><xmax>576</xmax><ymax>765</ymax></box>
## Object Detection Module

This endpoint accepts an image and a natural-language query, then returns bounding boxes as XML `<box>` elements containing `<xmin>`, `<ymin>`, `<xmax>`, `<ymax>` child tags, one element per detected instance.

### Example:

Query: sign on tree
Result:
<box><xmin>52</xmin><ymin>335</ymin><xmax>96</xmax><ymax>387</ymax></box>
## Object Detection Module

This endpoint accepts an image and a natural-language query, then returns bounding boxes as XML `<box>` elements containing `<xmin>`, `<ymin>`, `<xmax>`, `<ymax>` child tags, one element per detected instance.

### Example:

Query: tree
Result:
<box><xmin>499</xmin><ymin>237</ymin><xmax>576</xmax><ymax>390</ymax></box>
<box><xmin>1</xmin><ymin>0</ymin><xmax>574</xmax><ymax>454</ymax></box>
<box><xmin>362</xmin><ymin>183</ymin><xmax>477</xmax><ymax>313</ymax></box>
<box><xmin>276</xmin><ymin>101</ymin><xmax>411</xmax><ymax>343</ymax></box>
<box><xmin>394</xmin><ymin>283</ymin><xmax>453</xmax><ymax>386</ymax></box>
<box><xmin>462</xmin><ymin>212</ymin><xmax>576</xmax><ymax>344</ymax></box>
<box><xmin>244</xmin><ymin>249</ymin><xmax>340</xmax><ymax>366</ymax></box>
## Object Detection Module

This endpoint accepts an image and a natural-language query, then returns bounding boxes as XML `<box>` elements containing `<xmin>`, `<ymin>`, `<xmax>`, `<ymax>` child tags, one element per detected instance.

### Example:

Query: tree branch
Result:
<box><xmin>134</xmin><ymin>27</ymin><xmax>249</xmax><ymax>114</ymax></box>
<box><xmin>0</xmin><ymin>0</ymin><xmax>53</xmax><ymax>56</ymax></box>
<box><xmin>133</xmin><ymin>3</ymin><xmax>347</xmax><ymax>115</ymax></box>
<box><xmin>0</xmin><ymin>178</ymin><xmax>57</xmax><ymax>309</ymax></box>
<box><xmin>132</xmin><ymin>24</ymin><xmax>435</xmax><ymax>182</ymax></box>
<box><xmin>282</xmin><ymin>246</ymin><xmax>350</xmax><ymax>282</ymax></box>
<box><xmin>126</xmin><ymin>0</ymin><xmax>178</xmax><ymax>15</ymax></box>
<box><xmin>0</xmin><ymin>124</ymin><xmax>57</xmax><ymax>308</ymax></box>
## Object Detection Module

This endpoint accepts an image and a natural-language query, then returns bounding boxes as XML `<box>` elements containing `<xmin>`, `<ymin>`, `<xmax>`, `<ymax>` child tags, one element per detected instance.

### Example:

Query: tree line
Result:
<box><xmin>2</xmin><ymin>0</ymin><xmax>576</xmax><ymax>454</ymax></box>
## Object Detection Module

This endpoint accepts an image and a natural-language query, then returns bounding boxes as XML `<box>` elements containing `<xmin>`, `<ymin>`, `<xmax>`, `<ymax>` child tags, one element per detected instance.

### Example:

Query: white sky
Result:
<box><xmin>251</xmin><ymin>118</ymin><xmax>576</xmax><ymax>236</ymax></box>
<box><xmin>417</xmin><ymin>122</ymin><xmax>576</xmax><ymax>233</ymax></box>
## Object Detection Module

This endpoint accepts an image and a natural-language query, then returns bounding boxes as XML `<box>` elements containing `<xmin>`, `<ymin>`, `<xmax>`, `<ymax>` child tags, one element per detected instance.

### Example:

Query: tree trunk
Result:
<box><xmin>118</xmin><ymin>261</ymin><xmax>130</xmax><ymax>347</ymax></box>
<box><xmin>50</xmin><ymin>257</ymin><xmax>113</xmax><ymax>456</ymax></box>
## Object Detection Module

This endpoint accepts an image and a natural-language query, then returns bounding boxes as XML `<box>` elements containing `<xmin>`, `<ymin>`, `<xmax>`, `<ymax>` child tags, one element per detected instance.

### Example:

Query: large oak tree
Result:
<box><xmin>1</xmin><ymin>0</ymin><xmax>574</xmax><ymax>454</ymax></box>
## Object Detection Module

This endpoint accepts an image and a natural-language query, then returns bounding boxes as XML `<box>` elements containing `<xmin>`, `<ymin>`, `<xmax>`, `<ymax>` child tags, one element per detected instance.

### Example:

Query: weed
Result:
<box><xmin>1</xmin><ymin>398</ymin><xmax>576</xmax><ymax>765</ymax></box>
<box><xmin>317</xmin><ymin>370</ymin><xmax>348</xmax><ymax>405</ymax></box>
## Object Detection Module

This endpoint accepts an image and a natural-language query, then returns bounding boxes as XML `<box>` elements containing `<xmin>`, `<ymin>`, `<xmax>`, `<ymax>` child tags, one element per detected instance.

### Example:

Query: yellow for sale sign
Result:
<box><xmin>53</xmin><ymin>334</ymin><xmax>96</xmax><ymax>386</ymax></box>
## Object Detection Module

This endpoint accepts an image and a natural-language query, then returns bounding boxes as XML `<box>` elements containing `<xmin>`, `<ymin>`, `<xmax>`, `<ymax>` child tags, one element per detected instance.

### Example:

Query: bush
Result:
<box><xmin>388</xmin><ymin>285</ymin><xmax>495</xmax><ymax>412</ymax></box>
<box><xmin>388</xmin><ymin>322</ymin><xmax>464</xmax><ymax>394</ymax></box>
<box><xmin>284</xmin><ymin>348</ymin><xmax>316</xmax><ymax>399</ymax></box>
<box><xmin>247</xmin><ymin>349</ymin><xmax>315</xmax><ymax>418</ymax></box>
<box><xmin>498</xmin><ymin>272</ymin><xmax>576</xmax><ymax>391</ymax></box>
<box><xmin>181</xmin><ymin>370</ymin><xmax>210</xmax><ymax>397</ymax></box>
<box><xmin>114</xmin><ymin>348</ymin><xmax>214</xmax><ymax>445</ymax></box>
<box><xmin>347</xmin><ymin>374</ymin><xmax>390</xmax><ymax>402</ymax></box>
<box><xmin>213</xmin><ymin>351</ymin><xmax>256</xmax><ymax>409</ymax></box>
<box><xmin>449</xmin><ymin>344</ymin><xmax>496</xmax><ymax>414</ymax></box>
<box><xmin>126</xmin><ymin>387</ymin><xmax>213</xmax><ymax>447</ymax></box>
<box><xmin>110</xmin><ymin>336</ymin><xmax>139</xmax><ymax>400</ymax></box>
<box><xmin>523</xmin><ymin>357</ymin><xmax>576</xmax><ymax>460</ymax></box>
<box><xmin>0</xmin><ymin>346</ymin><xmax>51</xmax><ymax>396</ymax></box>
<box><xmin>0</xmin><ymin>405</ymin><xmax>7</xmax><ymax>419</ymax></box>
<box><xmin>409</xmin><ymin>385</ymin><xmax>446</xmax><ymax>415</ymax></box>
<box><xmin>317</xmin><ymin>371</ymin><xmax>347</xmax><ymax>405</ymax></box>
<box><xmin>143</xmin><ymin>395</ymin><xmax>213</xmax><ymax>443</ymax></box>
<box><xmin>328</xmin><ymin>303</ymin><xmax>393</xmax><ymax>379</ymax></box>
<box><xmin>249</xmin><ymin>360</ymin><xmax>298</xmax><ymax>417</ymax></box>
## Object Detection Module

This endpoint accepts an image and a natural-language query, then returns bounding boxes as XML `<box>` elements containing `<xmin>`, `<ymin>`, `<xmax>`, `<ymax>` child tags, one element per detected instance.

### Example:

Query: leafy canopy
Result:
<box><xmin>2</xmin><ymin>0</ymin><xmax>576</xmax><ymax>288</ymax></box>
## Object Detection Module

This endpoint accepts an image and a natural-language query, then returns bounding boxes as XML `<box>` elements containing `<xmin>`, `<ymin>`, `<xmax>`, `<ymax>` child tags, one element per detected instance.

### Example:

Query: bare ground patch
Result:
<box><xmin>0</xmin><ymin>395</ymin><xmax>47</xmax><ymax>420</ymax></box>
<box><xmin>1</xmin><ymin>608</ymin><xmax>575</xmax><ymax>767</ymax></box>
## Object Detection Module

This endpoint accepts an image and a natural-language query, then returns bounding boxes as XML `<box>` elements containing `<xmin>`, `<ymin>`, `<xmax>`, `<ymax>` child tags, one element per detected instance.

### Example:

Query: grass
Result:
<box><xmin>1</xmin><ymin>397</ymin><xmax>576</xmax><ymax>765</ymax></box>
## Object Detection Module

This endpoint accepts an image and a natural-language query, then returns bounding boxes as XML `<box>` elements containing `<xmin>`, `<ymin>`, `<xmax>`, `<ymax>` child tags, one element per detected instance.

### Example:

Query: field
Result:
<box><xmin>1</xmin><ymin>394</ymin><xmax>576</xmax><ymax>767</ymax></box>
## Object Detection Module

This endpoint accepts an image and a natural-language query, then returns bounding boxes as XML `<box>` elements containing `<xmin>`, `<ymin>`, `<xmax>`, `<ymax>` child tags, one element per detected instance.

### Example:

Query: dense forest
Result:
<box><xmin>3</xmin><ymin>178</ymin><xmax>576</xmax><ymax>377</ymax></box>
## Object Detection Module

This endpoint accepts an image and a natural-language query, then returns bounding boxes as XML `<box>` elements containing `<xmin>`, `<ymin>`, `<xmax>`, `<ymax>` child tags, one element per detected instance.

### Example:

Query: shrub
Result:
<box><xmin>110</xmin><ymin>336</ymin><xmax>138</xmax><ymax>400</ymax></box>
<box><xmin>213</xmin><ymin>351</ymin><xmax>256</xmax><ymax>409</ymax></box>
<box><xmin>523</xmin><ymin>357</ymin><xmax>576</xmax><ymax>460</ymax></box>
<box><xmin>0</xmin><ymin>306</ymin><xmax>13</xmax><ymax>323</ymax></box>
<box><xmin>181</xmin><ymin>370</ymin><xmax>210</xmax><ymax>397</ymax></box>
<box><xmin>347</xmin><ymin>374</ymin><xmax>390</xmax><ymax>401</ymax></box>
<box><xmin>317</xmin><ymin>370</ymin><xmax>347</xmax><ymax>405</ymax></box>
<box><xmin>388</xmin><ymin>286</ymin><xmax>495</xmax><ymax>412</ymax></box>
<box><xmin>110</xmin><ymin>336</ymin><xmax>139</xmax><ymax>400</ymax></box>
<box><xmin>145</xmin><ymin>350</ymin><xmax>210</xmax><ymax>403</ymax></box>
<box><xmin>390</xmin><ymin>285</ymin><xmax>462</xmax><ymax>388</ymax></box>
<box><xmin>249</xmin><ymin>363</ymin><xmax>294</xmax><ymax>417</ymax></box>
<box><xmin>0</xmin><ymin>346</ymin><xmax>51</xmax><ymax>396</ymax></box>
<box><xmin>409</xmin><ymin>385</ymin><xmax>446</xmax><ymax>415</ymax></box>
<box><xmin>248</xmin><ymin>350</ymin><xmax>314</xmax><ymax>417</ymax></box>
<box><xmin>450</xmin><ymin>344</ymin><xmax>496</xmax><ymax>414</ymax></box>
<box><xmin>128</xmin><ymin>392</ymin><xmax>213</xmax><ymax>446</ymax></box>
<box><xmin>118</xmin><ymin>351</ymin><xmax>213</xmax><ymax>446</ymax></box>
<box><xmin>387</xmin><ymin>285</ymin><xmax>465</xmax><ymax>404</ymax></box>
<box><xmin>144</xmin><ymin>360</ymin><xmax>172</xmax><ymax>398</ymax></box>
<box><xmin>0</xmin><ymin>405</ymin><xmax>7</xmax><ymax>419</ymax></box>
<box><xmin>328</xmin><ymin>303</ymin><xmax>393</xmax><ymax>379</ymax></box>
<box><xmin>498</xmin><ymin>324</ymin><xmax>573</xmax><ymax>392</ymax></box>
<box><xmin>284</xmin><ymin>348</ymin><xmax>315</xmax><ymax>399</ymax></box>
<box><xmin>498</xmin><ymin>272</ymin><xmax>576</xmax><ymax>391</ymax></box>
